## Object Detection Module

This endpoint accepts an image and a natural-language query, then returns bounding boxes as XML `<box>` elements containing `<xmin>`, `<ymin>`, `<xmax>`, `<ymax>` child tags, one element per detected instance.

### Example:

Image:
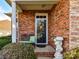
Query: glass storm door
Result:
<box><xmin>35</xmin><ymin>13</ymin><xmax>48</xmax><ymax>45</ymax></box>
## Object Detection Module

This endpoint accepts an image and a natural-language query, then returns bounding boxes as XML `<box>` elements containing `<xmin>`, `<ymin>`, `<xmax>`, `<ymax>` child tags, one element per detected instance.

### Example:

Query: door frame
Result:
<box><xmin>35</xmin><ymin>13</ymin><xmax>48</xmax><ymax>45</ymax></box>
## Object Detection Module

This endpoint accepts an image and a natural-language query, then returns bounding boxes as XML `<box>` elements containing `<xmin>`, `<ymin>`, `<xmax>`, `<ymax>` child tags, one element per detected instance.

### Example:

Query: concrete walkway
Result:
<box><xmin>0</xmin><ymin>51</ymin><xmax>4</xmax><ymax>59</ymax></box>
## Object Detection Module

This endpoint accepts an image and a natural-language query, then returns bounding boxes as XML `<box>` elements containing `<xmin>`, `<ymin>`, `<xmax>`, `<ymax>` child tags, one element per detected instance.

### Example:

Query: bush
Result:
<box><xmin>0</xmin><ymin>36</ymin><xmax>11</xmax><ymax>50</ymax></box>
<box><xmin>1</xmin><ymin>43</ymin><xmax>37</xmax><ymax>59</ymax></box>
<box><xmin>64</xmin><ymin>47</ymin><xmax>79</xmax><ymax>59</ymax></box>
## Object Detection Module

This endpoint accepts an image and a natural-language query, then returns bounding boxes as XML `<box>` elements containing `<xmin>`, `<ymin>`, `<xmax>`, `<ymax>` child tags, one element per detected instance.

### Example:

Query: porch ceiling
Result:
<box><xmin>6</xmin><ymin>0</ymin><xmax>59</xmax><ymax>11</ymax></box>
<box><xmin>18</xmin><ymin>4</ymin><xmax>53</xmax><ymax>10</ymax></box>
<box><xmin>16</xmin><ymin>0</ymin><xmax>59</xmax><ymax>10</ymax></box>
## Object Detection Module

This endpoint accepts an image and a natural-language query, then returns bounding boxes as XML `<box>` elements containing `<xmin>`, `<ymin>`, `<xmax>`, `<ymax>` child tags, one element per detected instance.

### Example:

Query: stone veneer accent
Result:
<box><xmin>18</xmin><ymin>0</ymin><xmax>69</xmax><ymax>51</ymax></box>
<box><xmin>70</xmin><ymin>0</ymin><xmax>79</xmax><ymax>49</ymax></box>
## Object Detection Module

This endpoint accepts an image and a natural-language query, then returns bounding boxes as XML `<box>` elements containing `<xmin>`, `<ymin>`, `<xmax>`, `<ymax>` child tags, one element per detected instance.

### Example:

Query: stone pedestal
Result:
<box><xmin>54</xmin><ymin>36</ymin><xmax>63</xmax><ymax>59</ymax></box>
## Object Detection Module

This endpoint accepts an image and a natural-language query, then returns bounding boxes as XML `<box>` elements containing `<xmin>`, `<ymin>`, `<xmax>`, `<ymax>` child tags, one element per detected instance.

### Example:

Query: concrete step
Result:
<box><xmin>35</xmin><ymin>52</ymin><xmax>54</xmax><ymax>57</ymax></box>
<box><xmin>34</xmin><ymin>45</ymin><xmax>55</xmax><ymax>57</ymax></box>
<box><xmin>37</xmin><ymin>57</ymin><xmax>53</xmax><ymax>59</ymax></box>
<box><xmin>34</xmin><ymin>45</ymin><xmax>55</xmax><ymax>52</ymax></box>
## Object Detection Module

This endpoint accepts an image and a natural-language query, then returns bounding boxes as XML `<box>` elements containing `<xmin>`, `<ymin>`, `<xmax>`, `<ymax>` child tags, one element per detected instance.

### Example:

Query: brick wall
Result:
<box><xmin>18</xmin><ymin>11</ymin><xmax>35</xmax><ymax>35</ymax></box>
<box><xmin>18</xmin><ymin>10</ymin><xmax>50</xmax><ymax>41</ymax></box>
<box><xmin>18</xmin><ymin>0</ymin><xmax>69</xmax><ymax>51</ymax></box>
<box><xmin>49</xmin><ymin>0</ymin><xmax>69</xmax><ymax>51</ymax></box>
<box><xmin>70</xmin><ymin>0</ymin><xmax>79</xmax><ymax>49</ymax></box>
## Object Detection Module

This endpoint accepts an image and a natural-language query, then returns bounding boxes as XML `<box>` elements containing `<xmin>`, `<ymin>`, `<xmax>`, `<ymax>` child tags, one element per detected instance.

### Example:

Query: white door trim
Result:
<box><xmin>35</xmin><ymin>13</ymin><xmax>48</xmax><ymax>45</ymax></box>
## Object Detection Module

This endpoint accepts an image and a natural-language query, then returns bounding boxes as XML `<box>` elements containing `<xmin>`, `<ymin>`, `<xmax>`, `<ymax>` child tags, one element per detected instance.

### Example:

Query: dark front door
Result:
<box><xmin>35</xmin><ymin>13</ymin><xmax>48</xmax><ymax>45</ymax></box>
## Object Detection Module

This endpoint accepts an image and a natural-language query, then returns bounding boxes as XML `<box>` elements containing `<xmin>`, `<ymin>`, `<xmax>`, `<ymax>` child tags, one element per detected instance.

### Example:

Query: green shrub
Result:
<box><xmin>0</xmin><ymin>36</ymin><xmax>11</xmax><ymax>50</ymax></box>
<box><xmin>1</xmin><ymin>43</ymin><xmax>37</xmax><ymax>59</ymax></box>
<box><xmin>64</xmin><ymin>47</ymin><xmax>79</xmax><ymax>59</ymax></box>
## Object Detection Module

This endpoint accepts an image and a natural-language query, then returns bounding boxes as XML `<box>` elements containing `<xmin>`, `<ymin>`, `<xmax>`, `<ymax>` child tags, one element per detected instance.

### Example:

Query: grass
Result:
<box><xmin>0</xmin><ymin>36</ymin><xmax>11</xmax><ymax>50</ymax></box>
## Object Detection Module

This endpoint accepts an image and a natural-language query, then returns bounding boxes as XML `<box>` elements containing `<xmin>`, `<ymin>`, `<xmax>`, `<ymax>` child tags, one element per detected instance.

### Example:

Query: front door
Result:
<box><xmin>35</xmin><ymin>13</ymin><xmax>48</xmax><ymax>45</ymax></box>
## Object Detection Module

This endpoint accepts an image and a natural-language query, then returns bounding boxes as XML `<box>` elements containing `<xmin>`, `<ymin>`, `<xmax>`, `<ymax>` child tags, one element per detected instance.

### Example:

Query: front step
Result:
<box><xmin>35</xmin><ymin>52</ymin><xmax>54</xmax><ymax>57</ymax></box>
<box><xmin>34</xmin><ymin>45</ymin><xmax>55</xmax><ymax>59</ymax></box>
<box><xmin>34</xmin><ymin>45</ymin><xmax>55</xmax><ymax>52</ymax></box>
<box><xmin>37</xmin><ymin>57</ymin><xmax>53</xmax><ymax>59</ymax></box>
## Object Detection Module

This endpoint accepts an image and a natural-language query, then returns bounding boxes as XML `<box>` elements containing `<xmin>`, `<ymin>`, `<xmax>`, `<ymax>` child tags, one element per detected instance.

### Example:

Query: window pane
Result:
<box><xmin>37</xmin><ymin>20</ymin><xmax>46</xmax><ymax>43</ymax></box>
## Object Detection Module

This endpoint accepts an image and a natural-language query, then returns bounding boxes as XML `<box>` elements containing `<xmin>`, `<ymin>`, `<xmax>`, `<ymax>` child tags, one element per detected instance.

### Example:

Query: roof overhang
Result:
<box><xmin>5</xmin><ymin>13</ymin><xmax>12</xmax><ymax>17</ymax></box>
<box><xmin>6</xmin><ymin>0</ymin><xmax>59</xmax><ymax>11</ymax></box>
<box><xmin>16</xmin><ymin>0</ymin><xmax>59</xmax><ymax>4</ymax></box>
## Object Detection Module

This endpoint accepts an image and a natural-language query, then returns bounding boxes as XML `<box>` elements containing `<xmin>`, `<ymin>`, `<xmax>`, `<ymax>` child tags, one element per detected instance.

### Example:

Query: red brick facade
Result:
<box><xmin>18</xmin><ymin>0</ymin><xmax>69</xmax><ymax>51</ymax></box>
<box><xmin>49</xmin><ymin>0</ymin><xmax>69</xmax><ymax>51</ymax></box>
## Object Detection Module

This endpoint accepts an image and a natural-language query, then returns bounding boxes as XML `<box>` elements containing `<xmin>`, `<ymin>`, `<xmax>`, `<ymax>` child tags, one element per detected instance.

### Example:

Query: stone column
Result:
<box><xmin>54</xmin><ymin>36</ymin><xmax>63</xmax><ymax>59</ymax></box>
<box><xmin>70</xmin><ymin>0</ymin><xmax>79</xmax><ymax>49</ymax></box>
